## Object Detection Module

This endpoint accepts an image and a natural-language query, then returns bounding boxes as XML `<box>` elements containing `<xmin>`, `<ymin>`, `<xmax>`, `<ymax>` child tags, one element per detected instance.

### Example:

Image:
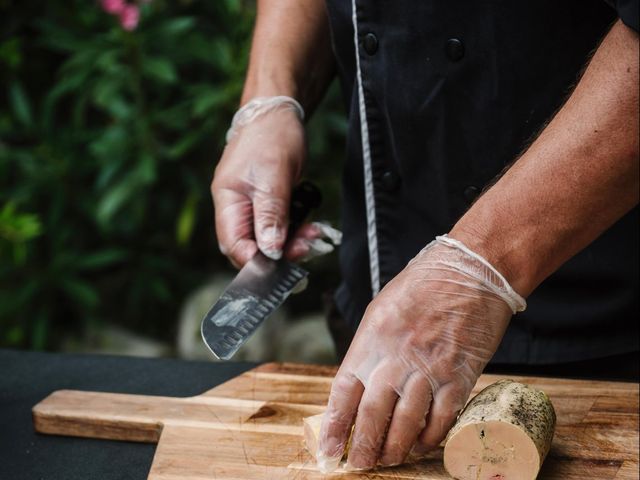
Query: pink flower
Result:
<box><xmin>100</xmin><ymin>0</ymin><xmax>125</xmax><ymax>14</ymax></box>
<box><xmin>119</xmin><ymin>4</ymin><xmax>140</xmax><ymax>31</ymax></box>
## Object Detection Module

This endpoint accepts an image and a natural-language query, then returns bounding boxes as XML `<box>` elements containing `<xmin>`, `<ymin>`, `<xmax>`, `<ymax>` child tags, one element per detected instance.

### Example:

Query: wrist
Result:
<box><xmin>241</xmin><ymin>72</ymin><xmax>300</xmax><ymax>107</ymax></box>
<box><xmin>449</xmin><ymin>217</ymin><xmax>537</xmax><ymax>298</ymax></box>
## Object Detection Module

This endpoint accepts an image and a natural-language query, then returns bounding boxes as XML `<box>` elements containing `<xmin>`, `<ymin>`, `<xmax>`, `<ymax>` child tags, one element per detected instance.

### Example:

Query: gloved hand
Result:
<box><xmin>317</xmin><ymin>235</ymin><xmax>526</xmax><ymax>472</ymax></box>
<box><xmin>212</xmin><ymin>97</ymin><xmax>340</xmax><ymax>268</ymax></box>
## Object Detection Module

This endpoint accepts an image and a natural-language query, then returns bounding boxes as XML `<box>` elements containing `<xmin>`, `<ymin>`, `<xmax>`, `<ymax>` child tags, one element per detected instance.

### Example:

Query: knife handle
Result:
<box><xmin>287</xmin><ymin>181</ymin><xmax>322</xmax><ymax>241</ymax></box>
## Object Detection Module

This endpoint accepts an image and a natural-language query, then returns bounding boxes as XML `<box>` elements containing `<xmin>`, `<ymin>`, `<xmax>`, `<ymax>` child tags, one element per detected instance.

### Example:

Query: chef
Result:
<box><xmin>210</xmin><ymin>0</ymin><xmax>639</xmax><ymax>473</ymax></box>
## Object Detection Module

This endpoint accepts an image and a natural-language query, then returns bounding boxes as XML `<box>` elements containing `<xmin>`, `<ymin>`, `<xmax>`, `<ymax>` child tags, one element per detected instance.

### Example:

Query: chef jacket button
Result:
<box><xmin>381</xmin><ymin>171</ymin><xmax>401</xmax><ymax>192</ymax></box>
<box><xmin>464</xmin><ymin>185</ymin><xmax>480</xmax><ymax>204</ymax></box>
<box><xmin>445</xmin><ymin>38</ymin><xmax>465</xmax><ymax>61</ymax></box>
<box><xmin>363</xmin><ymin>33</ymin><xmax>378</xmax><ymax>55</ymax></box>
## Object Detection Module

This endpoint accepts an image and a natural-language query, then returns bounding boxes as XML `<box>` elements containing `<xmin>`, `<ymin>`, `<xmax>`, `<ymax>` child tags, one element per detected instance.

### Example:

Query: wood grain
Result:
<box><xmin>32</xmin><ymin>362</ymin><xmax>639</xmax><ymax>479</ymax></box>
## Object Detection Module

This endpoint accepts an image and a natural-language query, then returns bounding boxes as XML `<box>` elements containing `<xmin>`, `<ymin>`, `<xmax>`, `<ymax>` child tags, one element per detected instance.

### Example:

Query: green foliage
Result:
<box><xmin>0</xmin><ymin>0</ymin><xmax>347</xmax><ymax>351</ymax></box>
<box><xmin>0</xmin><ymin>202</ymin><xmax>42</xmax><ymax>264</ymax></box>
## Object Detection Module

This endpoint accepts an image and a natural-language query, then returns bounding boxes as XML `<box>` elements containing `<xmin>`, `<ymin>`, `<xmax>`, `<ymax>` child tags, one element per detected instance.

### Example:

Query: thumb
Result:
<box><xmin>253</xmin><ymin>190</ymin><xmax>289</xmax><ymax>260</ymax></box>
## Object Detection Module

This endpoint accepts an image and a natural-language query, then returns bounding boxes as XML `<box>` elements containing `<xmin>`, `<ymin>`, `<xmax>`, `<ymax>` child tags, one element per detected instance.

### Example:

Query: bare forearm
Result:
<box><xmin>241</xmin><ymin>0</ymin><xmax>335</xmax><ymax>113</ymax></box>
<box><xmin>450</xmin><ymin>20</ymin><xmax>639</xmax><ymax>297</ymax></box>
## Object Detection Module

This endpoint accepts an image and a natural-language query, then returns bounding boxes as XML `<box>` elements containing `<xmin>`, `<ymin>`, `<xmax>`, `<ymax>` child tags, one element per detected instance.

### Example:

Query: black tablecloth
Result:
<box><xmin>0</xmin><ymin>349</ymin><xmax>255</xmax><ymax>480</ymax></box>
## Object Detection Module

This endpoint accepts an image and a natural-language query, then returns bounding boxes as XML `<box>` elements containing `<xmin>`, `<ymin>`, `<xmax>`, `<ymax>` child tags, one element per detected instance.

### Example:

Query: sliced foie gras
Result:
<box><xmin>303</xmin><ymin>413</ymin><xmax>354</xmax><ymax>461</ymax></box>
<box><xmin>444</xmin><ymin>379</ymin><xmax>556</xmax><ymax>480</ymax></box>
<box><xmin>303</xmin><ymin>413</ymin><xmax>324</xmax><ymax>459</ymax></box>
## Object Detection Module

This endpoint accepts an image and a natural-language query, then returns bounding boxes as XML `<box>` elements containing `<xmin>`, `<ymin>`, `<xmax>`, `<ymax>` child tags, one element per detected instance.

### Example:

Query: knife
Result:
<box><xmin>201</xmin><ymin>181</ymin><xmax>322</xmax><ymax>360</ymax></box>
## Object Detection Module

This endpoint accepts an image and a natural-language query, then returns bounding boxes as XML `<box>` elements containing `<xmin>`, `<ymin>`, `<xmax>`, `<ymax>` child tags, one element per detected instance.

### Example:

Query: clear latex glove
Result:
<box><xmin>288</xmin><ymin>222</ymin><xmax>342</xmax><ymax>294</ymax></box>
<box><xmin>316</xmin><ymin>235</ymin><xmax>526</xmax><ymax>472</ymax></box>
<box><xmin>294</xmin><ymin>222</ymin><xmax>343</xmax><ymax>262</ymax></box>
<box><xmin>212</xmin><ymin>97</ymin><xmax>339</xmax><ymax>268</ymax></box>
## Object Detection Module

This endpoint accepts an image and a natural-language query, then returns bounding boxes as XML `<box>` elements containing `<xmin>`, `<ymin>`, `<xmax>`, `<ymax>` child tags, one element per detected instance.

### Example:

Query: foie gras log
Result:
<box><xmin>444</xmin><ymin>379</ymin><xmax>556</xmax><ymax>480</ymax></box>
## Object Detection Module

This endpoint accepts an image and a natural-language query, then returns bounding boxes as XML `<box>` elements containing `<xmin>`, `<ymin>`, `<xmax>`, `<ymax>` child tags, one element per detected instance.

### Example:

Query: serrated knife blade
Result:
<box><xmin>201</xmin><ymin>253</ymin><xmax>307</xmax><ymax>360</ymax></box>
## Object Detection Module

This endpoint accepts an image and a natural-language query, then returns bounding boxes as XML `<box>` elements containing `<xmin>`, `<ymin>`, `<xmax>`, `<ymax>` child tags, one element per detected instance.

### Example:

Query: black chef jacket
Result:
<box><xmin>325</xmin><ymin>0</ymin><xmax>639</xmax><ymax>364</ymax></box>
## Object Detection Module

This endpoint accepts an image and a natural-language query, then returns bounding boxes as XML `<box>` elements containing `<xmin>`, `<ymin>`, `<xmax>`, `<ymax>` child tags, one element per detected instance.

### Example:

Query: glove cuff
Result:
<box><xmin>427</xmin><ymin>234</ymin><xmax>527</xmax><ymax>314</ymax></box>
<box><xmin>226</xmin><ymin>96</ymin><xmax>305</xmax><ymax>143</ymax></box>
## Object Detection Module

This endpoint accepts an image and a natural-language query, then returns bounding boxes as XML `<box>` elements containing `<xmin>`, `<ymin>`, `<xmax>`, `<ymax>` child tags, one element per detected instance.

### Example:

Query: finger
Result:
<box><xmin>379</xmin><ymin>372</ymin><xmax>432</xmax><ymax>467</ymax></box>
<box><xmin>415</xmin><ymin>382</ymin><xmax>467</xmax><ymax>454</ymax></box>
<box><xmin>317</xmin><ymin>372</ymin><xmax>364</xmax><ymax>473</ymax></box>
<box><xmin>253</xmin><ymin>187</ymin><xmax>290</xmax><ymax>260</ymax></box>
<box><xmin>312</xmin><ymin>221</ymin><xmax>342</xmax><ymax>245</ymax></box>
<box><xmin>284</xmin><ymin>237</ymin><xmax>313</xmax><ymax>260</ymax></box>
<box><xmin>284</xmin><ymin>222</ymin><xmax>342</xmax><ymax>261</ymax></box>
<box><xmin>285</xmin><ymin>237</ymin><xmax>334</xmax><ymax>262</ymax></box>
<box><xmin>283</xmin><ymin>223</ymin><xmax>319</xmax><ymax>260</ymax></box>
<box><xmin>213</xmin><ymin>188</ymin><xmax>258</xmax><ymax>267</ymax></box>
<box><xmin>289</xmin><ymin>222</ymin><xmax>320</xmax><ymax>241</ymax></box>
<box><xmin>225</xmin><ymin>239</ymin><xmax>258</xmax><ymax>269</ymax></box>
<box><xmin>346</xmin><ymin>362</ymin><xmax>400</xmax><ymax>471</ymax></box>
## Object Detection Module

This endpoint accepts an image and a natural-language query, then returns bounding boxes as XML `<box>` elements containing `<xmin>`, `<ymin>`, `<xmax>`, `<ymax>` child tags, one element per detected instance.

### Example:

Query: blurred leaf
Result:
<box><xmin>5</xmin><ymin>326</ymin><xmax>24</xmax><ymax>346</ymax></box>
<box><xmin>43</xmin><ymin>72</ymin><xmax>90</xmax><ymax>130</ymax></box>
<box><xmin>152</xmin><ymin>102</ymin><xmax>190</xmax><ymax>130</ymax></box>
<box><xmin>138</xmin><ymin>153</ymin><xmax>157</xmax><ymax>183</ymax></box>
<box><xmin>0</xmin><ymin>202</ymin><xmax>43</xmax><ymax>242</ymax></box>
<box><xmin>74</xmin><ymin>249</ymin><xmax>128</xmax><ymax>271</ymax></box>
<box><xmin>191</xmin><ymin>87</ymin><xmax>230</xmax><ymax>117</ymax></box>
<box><xmin>0</xmin><ymin>38</ymin><xmax>22</xmax><ymax>70</ymax></box>
<box><xmin>95</xmin><ymin>161</ymin><xmax>122</xmax><ymax>190</ymax></box>
<box><xmin>166</xmin><ymin>130</ymin><xmax>203</xmax><ymax>158</ymax></box>
<box><xmin>8</xmin><ymin>82</ymin><xmax>33</xmax><ymax>128</ymax></box>
<box><xmin>150</xmin><ymin>277</ymin><xmax>171</xmax><ymax>302</ymax></box>
<box><xmin>60</xmin><ymin>278</ymin><xmax>99</xmax><ymax>308</ymax></box>
<box><xmin>95</xmin><ymin>49</ymin><xmax>122</xmax><ymax>75</ymax></box>
<box><xmin>223</xmin><ymin>0</ymin><xmax>242</xmax><ymax>14</ymax></box>
<box><xmin>176</xmin><ymin>193</ymin><xmax>198</xmax><ymax>246</ymax></box>
<box><xmin>96</xmin><ymin>175</ymin><xmax>140</xmax><ymax>226</ymax></box>
<box><xmin>142</xmin><ymin>57</ymin><xmax>177</xmax><ymax>84</ymax></box>
<box><xmin>0</xmin><ymin>279</ymin><xmax>39</xmax><ymax>317</ymax></box>
<box><xmin>31</xmin><ymin>310</ymin><xmax>49</xmax><ymax>351</ymax></box>
<box><xmin>13</xmin><ymin>243</ymin><xmax>27</xmax><ymax>264</ymax></box>
<box><xmin>153</xmin><ymin>17</ymin><xmax>196</xmax><ymax>36</ymax></box>
<box><xmin>89</xmin><ymin>125</ymin><xmax>129</xmax><ymax>159</ymax></box>
<box><xmin>35</xmin><ymin>21</ymin><xmax>83</xmax><ymax>52</ymax></box>
<box><xmin>209</xmin><ymin>39</ymin><xmax>233</xmax><ymax>71</ymax></box>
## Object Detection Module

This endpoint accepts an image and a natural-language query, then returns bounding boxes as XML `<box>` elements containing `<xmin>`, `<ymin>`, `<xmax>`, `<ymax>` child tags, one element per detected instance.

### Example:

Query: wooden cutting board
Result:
<box><xmin>32</xmin><ymin>362</ymin><xmax>638</xmax><ymax>479</ymax></box>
